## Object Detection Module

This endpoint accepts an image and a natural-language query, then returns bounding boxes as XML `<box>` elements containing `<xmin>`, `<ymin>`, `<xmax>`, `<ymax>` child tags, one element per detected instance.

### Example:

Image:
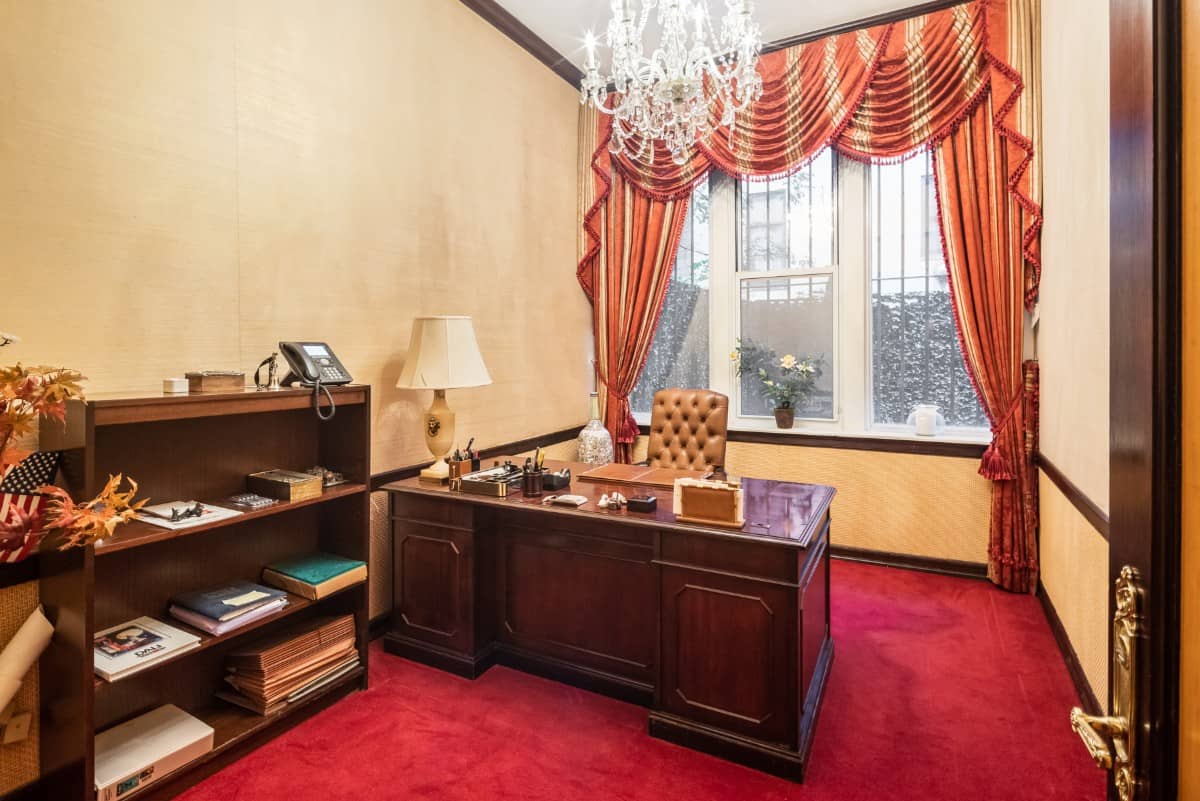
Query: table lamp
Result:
<box><xmin>396</xmin><ymin>315</ymin><xmax>492</xmax><ymax>483</ymax></box>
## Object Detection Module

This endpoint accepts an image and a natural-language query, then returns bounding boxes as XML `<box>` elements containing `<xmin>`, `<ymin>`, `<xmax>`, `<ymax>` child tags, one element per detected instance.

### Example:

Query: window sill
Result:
<box><xmin>634</xmin><ymin>417</ymin><xmax>989</xmax><ymax>459</ymax></box>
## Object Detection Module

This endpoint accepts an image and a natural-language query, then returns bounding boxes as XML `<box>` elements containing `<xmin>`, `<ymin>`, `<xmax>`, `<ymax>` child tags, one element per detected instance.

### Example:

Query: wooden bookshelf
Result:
<box><xmin>7</xmin><ymin>386</ymin><xmax>371</xmax><ymax>801</ymax></box>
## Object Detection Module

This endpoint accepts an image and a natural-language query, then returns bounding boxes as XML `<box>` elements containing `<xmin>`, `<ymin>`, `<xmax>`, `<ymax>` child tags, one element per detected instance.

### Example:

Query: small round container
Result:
<box><xmin>522</xmin><ymin>470</ymin><xmax>544</xmax><ymax>497</ymax></box>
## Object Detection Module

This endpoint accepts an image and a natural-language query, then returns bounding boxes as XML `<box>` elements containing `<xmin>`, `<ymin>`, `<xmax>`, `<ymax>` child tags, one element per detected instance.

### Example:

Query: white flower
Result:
<box><xmin>0</xmin><ymin>331</ymin><xmax>20</xmax><ymax>347</ymax></box>
<box><xmin>799</xmin><ymin>363</ymin><xmax>814</xmax><ymax>374</ymax></box>
<box><xmin>729</xmin><ymin>350</ymin><xmax>739</xmax><ymax>362</ymax></box>
<box><xmin>780</xmin><ymin>354</ymin><xmax>797</xmax><ymax>369</ymax></box>
<box><xmin>764</xmin><ymin>380</ymin><xmax>774</xmax><ymax>387</ymax></box>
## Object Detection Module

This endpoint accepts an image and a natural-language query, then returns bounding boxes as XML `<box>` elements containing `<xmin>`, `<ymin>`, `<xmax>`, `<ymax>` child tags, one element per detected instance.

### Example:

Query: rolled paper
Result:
<box><xmin>0</xmin><ymin>605</ymin><xmax>53</xmax><ymax>710</ymax></box>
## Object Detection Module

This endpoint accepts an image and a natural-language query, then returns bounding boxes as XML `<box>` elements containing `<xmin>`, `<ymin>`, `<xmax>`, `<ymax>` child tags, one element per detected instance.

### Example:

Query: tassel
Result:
<box><xmin>616</xmin><ymin>406</ymin><xmax>639</xmax><ymax>445</ymax></box>
<box><xmin>978</xmin><ymin>440</ymin><xmax>1015</xmax><ymax>481</ymax></box>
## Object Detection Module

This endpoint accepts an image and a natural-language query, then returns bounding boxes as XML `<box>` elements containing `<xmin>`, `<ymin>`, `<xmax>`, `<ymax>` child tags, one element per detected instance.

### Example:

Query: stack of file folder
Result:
<box><xmin>216</xmin><ymin>615</ymin><xmax>359</xmax><ymax>716</ymax></box>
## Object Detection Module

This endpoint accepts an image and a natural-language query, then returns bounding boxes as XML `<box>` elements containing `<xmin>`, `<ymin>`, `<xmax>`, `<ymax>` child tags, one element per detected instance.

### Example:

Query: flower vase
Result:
<box><xmin>577</xmin><ymin>392</ymin><xmax>614</xmax><ymax>464</ymax></box>
<box><xmin>773</xmin><ymin>407</ymin><xmax>795</xmax><ymax>429</ymax></box>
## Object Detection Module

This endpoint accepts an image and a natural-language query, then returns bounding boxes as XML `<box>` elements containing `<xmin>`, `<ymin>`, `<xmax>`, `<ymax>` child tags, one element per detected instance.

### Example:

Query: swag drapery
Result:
<box><xmin>577</xmin><ymin>0</ymin><xmax>1042</xmax><ymax>591</ymax></box>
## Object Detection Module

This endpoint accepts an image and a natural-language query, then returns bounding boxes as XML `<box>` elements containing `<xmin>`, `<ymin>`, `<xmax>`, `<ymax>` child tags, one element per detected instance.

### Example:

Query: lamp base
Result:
<box><xmin>419</xmin><ymin>460</ymin><xmax>450</xmax><ymax>484</ymax></box>
<box><xmin>418</xmin><ymin>389</ymin><xmax>455</xmax><ymax>484</ymax></box>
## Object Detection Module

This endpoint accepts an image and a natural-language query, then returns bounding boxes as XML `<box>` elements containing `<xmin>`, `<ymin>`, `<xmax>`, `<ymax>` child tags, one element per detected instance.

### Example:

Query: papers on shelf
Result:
<box><xmin>135</xmin><ymin>501</ymin><xmax>243</xmax><ymax>531</ymax></box>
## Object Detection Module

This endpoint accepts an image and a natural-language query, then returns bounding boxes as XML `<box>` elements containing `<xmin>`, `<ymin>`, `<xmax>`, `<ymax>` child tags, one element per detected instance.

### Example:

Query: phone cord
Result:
<box><xmin>312</xmin><ymin>378</ymin><xmax>336</xmax><ymax>421</ymax></box>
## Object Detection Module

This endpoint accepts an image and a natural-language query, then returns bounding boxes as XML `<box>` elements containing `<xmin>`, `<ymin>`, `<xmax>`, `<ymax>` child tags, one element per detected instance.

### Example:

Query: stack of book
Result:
<box><xmin>93</xmin><ymin>618</ymin><xmax>201</xmax><ymax>682</ymax></box>
<box><xmin>217</xmin><ymin>615</ymin><xmax>358</xmax><ymax>716</ymax></box>
<box><xmin>168</xmin><ymin>582</ymin><xmax>289</xmax><ymax>636</ymax></box>
<box><xmin>261</xmin><ymin>553</ymin><xmax>367</xmax><ymax>600</ymax></box>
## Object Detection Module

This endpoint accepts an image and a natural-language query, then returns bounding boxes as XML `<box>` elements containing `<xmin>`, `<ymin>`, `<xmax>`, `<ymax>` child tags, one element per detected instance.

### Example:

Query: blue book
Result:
<box><xmin>170</xmin><ymin>582</ymin><xmax>288</xmax><ymax>623</ymax></box>
<box><xmin>262</xmin><ymin>554</ymin><xmax>367</xmax><ymax>600</ymax></box>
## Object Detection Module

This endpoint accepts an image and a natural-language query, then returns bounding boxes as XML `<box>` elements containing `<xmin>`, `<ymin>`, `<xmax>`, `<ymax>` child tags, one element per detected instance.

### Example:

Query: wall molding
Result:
<box><xmin>461</xmin><ymin>0</ymin><xmax>970</xmax><ymax>88</ymax></box>
<box><xmin>830</xmin><ymin>545</ymin><xmax>988</xmax><ymax>581</ymax></box>
<box><xmin>762</xmin><ymin>0</ymin><xmax>968</xmax><ymax>53</ymax></box>
<box><xmin>1037</xmin><ymin>581</ymin><xmax>1103</xmax><ymax>717</ymax></box>
<box><xmin>638</xmin><ymin>424</ymin><xmax>986</xmax><ymax>459</ymax></box>
<box><xmin>458</xmin><ymin>0</ymin><xmax>583</xmax><ymax>86</ymax></box>
<box><xmin>1036</xmin><ymin>452</ymin><xmax>1110</xmax><ymax>541</ymax></box>
<box><xmin>370</xmin><ymin>424</ymin><xmax>582</xmax><ymax>490</ymax></box>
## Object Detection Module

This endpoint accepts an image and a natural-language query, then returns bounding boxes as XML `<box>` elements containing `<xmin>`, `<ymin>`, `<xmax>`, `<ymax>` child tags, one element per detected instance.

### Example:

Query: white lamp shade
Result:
<box><xmin>396</xmin><ymin>315</ymin><xmax>492</xmax><ymax>390</ymax></box>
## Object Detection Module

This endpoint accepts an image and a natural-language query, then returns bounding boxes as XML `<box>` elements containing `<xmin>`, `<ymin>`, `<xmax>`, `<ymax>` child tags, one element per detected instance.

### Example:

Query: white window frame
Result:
<box><xmin>631</xmin><ymin>158</ymin><xmax>990</xmax><ymax>446</ymax></box>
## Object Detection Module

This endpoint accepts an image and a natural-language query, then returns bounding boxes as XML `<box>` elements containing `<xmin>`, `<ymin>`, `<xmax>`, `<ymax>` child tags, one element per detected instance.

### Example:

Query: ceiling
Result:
<box><xmin>493</xmin><ymin>0</ymin><xmax>925</xmax><ymax>71</ymax></box>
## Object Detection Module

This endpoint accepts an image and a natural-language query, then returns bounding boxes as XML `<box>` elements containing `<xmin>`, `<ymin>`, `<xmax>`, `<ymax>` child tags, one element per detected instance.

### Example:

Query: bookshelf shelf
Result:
<box><xmin>116</xmin><ymin>666</ymin><xmax>366</xmax><ymax>801</ymax></box>
<box><xmin>93</xmin><ymin>580</ymin><xmax>367</xmax><ymax>691</ymax></box>
<box><xmin>27</xmin><ymin>386</ymin><xmax>372</xmax><ymax>801</ymax></box>
<box><xmin>94</xmin><ymin>483</ymin><xmax>368</xmax><ymax>556</ymax></box>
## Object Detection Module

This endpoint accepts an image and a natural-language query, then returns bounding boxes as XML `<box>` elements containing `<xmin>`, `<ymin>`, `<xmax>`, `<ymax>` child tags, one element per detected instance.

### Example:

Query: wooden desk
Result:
<box><xmin>381</xmin><ymin>460</ymin><xmax>835</xmax><ymax>781</ymax></box>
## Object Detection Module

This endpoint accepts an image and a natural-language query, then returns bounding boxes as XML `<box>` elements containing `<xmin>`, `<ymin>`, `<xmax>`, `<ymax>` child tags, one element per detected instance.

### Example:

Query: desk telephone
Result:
<box><xmin>277</xmin><ymin>342</ymin><xmax>352</xmax><ymax>421</ymax></box>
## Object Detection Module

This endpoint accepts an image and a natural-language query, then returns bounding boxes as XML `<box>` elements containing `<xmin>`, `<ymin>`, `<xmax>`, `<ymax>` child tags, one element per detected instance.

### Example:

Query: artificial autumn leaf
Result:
<box><xmin>0</xmin><ymin>506</ymin><xmax>38</xmax><ymax>551</ymax></box>
<box><xmin>0</xmin><ymin>360</ymin><xmax>141</xmax><ymax>558</ymax></box>
<box><xmin>43</xmin><ymin>475</ymin><xmax>144</xmax><ymax>550</ymax></box>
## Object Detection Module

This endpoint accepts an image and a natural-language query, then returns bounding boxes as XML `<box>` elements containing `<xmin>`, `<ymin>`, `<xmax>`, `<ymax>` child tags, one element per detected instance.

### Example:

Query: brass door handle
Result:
<box><xmin>1070</xmin><ymin>707</ymin><xmax>1126</xmax><ymax>770</ymax></box>
<box><xmin>1069</xmin><ymin>566</ymin><xmax>1144</xmax><ymax>801</ymax></box>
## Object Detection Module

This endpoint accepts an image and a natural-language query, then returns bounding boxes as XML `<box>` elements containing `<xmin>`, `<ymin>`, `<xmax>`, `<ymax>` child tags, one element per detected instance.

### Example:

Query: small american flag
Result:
<box><xmin>0</xmin><ymin>491</ymin><xmax>44</xmax><ymax>564</ymax></box>
<box><xmin>0</xmin><ymin>451</ymin><xmax>61</xmax><ymax>494</ymax></box>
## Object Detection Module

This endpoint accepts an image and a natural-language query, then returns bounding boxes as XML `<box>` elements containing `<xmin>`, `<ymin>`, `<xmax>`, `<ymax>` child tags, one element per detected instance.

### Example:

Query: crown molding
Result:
<box><xmin>458</xmin><ymin>0</ymin><xmax>584</xmax><ymax>86</ymax></box>
<box><xmin>460</xmin><ymin>0</ymin><xmax>972</xmax><ymax>89</ymax></box>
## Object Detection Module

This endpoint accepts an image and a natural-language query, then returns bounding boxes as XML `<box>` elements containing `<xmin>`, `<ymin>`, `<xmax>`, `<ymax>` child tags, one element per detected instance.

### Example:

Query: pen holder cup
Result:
<box><xmin>522</xmin><ymin>470</ymin><xmax>544</xmax><ymax>497</ymax></box>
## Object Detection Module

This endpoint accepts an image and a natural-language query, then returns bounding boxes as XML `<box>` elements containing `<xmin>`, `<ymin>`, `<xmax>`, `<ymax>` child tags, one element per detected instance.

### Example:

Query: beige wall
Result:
<box><xmin>1038</xmin><ymin>0</ymin><xmax>1110</xmax><ymax>511</ymax></box>
<box><xmin>1036</xmin><ymin>0</ymin><xmax>1110</xmax><ymax>703</ymax></box>
<box><xmin>1039</xmin><ymin>474</ymin><xmax>1109</xmax><ymax>700</ymax></box>
<box><xmin>0</xmin><ymin>0</ymin><xmax>591</xmax><ymax>476</ymax></box>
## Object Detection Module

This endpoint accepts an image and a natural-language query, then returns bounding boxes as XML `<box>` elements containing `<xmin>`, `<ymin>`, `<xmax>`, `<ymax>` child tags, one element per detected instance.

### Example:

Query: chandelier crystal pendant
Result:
<box><xmin>581</xmin><ymin>0</ymin><xmax>764</xmax><ymax>167</ymax></box>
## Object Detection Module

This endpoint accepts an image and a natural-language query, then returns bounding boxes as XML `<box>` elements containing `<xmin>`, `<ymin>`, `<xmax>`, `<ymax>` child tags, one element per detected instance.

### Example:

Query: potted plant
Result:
<box><xmin>0</xmin><ymin>332</ymin><xmax>142</xmax><ymax>562</ymax></box>
<box><xmin>732</xmin><ymin>340</ymin><xmax>823</xmax><ymax>429</ymax></box>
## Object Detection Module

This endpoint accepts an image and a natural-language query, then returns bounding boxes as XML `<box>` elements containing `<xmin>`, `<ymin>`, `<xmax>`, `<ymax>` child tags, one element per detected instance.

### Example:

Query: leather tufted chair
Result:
<box><xmin>644</xmin><ymin>389</ymin><xmax>729</xmax><ymax>471</ymax></box>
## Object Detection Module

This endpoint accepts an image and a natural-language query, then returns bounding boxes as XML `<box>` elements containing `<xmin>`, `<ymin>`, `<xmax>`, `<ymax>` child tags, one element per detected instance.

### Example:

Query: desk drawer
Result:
<box><xmin>391</xmin><ymin>494</ymin><xmax>474</xmax><ymax>530</ymax></box>
<box><xmin>659</xmin><ymin>531</ymin><xmax>799</xmax><ymax>584</ymax></box>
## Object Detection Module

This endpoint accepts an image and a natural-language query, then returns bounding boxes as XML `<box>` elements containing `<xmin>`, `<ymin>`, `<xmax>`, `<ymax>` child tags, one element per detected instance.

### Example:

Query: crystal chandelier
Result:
<box><xmin>581</xmin><ymin>0</ymin><xmax>763</xmax><ymax>166</ymax></box>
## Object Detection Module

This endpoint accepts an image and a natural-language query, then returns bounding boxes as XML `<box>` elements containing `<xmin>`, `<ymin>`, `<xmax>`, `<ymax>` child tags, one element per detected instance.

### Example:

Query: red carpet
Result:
<box><xmin>178</xmin><ymin>561</ymin><xmax>1104</xmax><ymax>800</ymax></box>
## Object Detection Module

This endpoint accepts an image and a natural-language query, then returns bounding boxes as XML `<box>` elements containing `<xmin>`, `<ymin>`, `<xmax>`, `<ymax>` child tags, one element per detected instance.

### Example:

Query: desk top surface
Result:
<box><xmin>382</xmin><ymin>459</ymin><xmax>836</xmax><ymax>549</ymax></box>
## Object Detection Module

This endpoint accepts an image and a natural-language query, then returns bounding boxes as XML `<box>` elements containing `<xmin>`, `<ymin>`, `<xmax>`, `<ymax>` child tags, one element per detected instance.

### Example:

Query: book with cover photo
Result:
<box><xmin>93</xmin><ymin>617</ymin><xmax>201</xmax><ymax>682</ymax></box>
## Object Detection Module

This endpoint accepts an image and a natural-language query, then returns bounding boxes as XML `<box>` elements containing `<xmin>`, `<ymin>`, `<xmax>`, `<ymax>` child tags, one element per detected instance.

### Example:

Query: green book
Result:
<box><xmin>262</xmin><ymin>553</ymin><xmax>367</xmax><ymax>600</ymax></box>
<box><xmin>266</xmin><ymin>553</ymin><xmax>365</xmax><ymax>584</ymax></box>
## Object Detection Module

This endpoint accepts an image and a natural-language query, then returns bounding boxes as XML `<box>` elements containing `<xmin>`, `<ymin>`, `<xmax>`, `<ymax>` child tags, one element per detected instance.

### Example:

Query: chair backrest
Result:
<box><xmin>645</xmin><ymin>389</ymin><xmax>729</xmax><ymax>471</ymax></box>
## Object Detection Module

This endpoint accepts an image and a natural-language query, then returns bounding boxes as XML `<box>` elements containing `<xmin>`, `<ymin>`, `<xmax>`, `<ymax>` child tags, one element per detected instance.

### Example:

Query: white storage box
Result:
<box><xmin>95</xmin><ymin>704</ymin><xmax>214</xmax><ymax>800</ymax></box>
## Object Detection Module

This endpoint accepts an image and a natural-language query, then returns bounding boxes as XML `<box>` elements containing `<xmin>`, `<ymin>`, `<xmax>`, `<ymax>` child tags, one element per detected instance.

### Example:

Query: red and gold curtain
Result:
<box><xmin>577</xmin><ymin>0</ymin><xmax>1042</xmax><ymax>591</ymax></box>
<box><xmin>583</xmin><ymin>117</ymin><xmax>691</xmax><ymax>462</ymax></box>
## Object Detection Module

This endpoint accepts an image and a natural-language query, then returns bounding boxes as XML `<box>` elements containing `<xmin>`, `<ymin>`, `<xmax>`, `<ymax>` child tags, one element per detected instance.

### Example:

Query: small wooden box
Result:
<box><xmin>185</xmin><ymin>371</ymin><xmax>246</xmax><ymax>393</ymax></box>
<box><xmin>246</xmin><ymin>469</ymin><xmax>323</xmax><ymax>502</ymax></box>
<box><xmin>673</xmin><ymin>479</ymin><xmax>745</xmax><ymax>529</ymax></box>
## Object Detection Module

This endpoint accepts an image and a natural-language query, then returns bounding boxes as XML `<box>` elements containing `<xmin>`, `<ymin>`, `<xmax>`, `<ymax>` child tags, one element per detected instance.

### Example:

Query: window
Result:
<box><xmin>869</xmin><ymin>153</ymin><xmax>986</xmax><ymax>429</ymax></box>
<box><xmin>737</xmin><ymin>151</ymin><xmax>837</xmax><ymax>418</ymax></box>
<box><xmin>631</xmin><ymin>149</ymin><xmax>988</xmax><ymax>440</ymax></box>
<box><xmin>630</xmin><ymin>179</ymin><xmax>711</xmax><ymax>416</ymax></box>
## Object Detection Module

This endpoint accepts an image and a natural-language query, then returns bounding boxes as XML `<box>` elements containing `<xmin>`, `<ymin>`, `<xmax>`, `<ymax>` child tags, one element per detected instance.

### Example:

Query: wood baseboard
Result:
<box><xmin>1037</xmin><ymin>582</ymin><xmax>1103</xmax><ymax>716</ymax></box>
<box><xmin>830</xmin><ymin>545</ymin><xmax>989</xmax><ymax>581</ymax></box>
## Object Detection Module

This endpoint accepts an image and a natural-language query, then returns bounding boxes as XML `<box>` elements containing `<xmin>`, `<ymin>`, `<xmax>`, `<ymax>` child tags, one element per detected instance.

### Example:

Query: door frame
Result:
<box><xmin>1109</xmin><ymin>0</ymin><xmax>1182</xmax><ymax>799</ymax></box>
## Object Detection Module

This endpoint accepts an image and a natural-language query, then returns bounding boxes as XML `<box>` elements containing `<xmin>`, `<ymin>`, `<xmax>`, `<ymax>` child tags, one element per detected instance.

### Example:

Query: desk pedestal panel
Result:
<box><xmin>385</xmin><ymin>491</ymin><xmax>832</xmax><ymax>782</ymax></box>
